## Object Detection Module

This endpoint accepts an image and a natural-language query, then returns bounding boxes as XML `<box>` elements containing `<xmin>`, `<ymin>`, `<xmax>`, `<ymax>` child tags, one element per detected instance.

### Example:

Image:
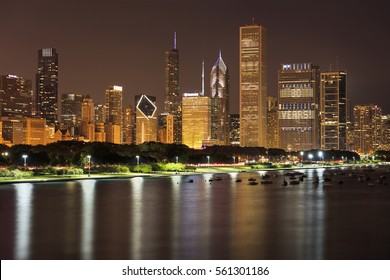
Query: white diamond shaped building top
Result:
<box><xmin>135</xmin><ymin>94</ymin><xmax>157</xmax><ymax>144</ymax></box>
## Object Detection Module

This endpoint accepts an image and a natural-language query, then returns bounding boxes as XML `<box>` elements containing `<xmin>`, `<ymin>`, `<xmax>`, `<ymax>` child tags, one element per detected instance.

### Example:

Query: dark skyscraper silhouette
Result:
<box><xmin>164</xmin><ymin>32</ymin><xmax>181</xmax><ymax>144</ymax></box>
<box><xmin>36</xmin><ymin>48</ymin><xmax>58</xmax><ymax>125</ymax></box>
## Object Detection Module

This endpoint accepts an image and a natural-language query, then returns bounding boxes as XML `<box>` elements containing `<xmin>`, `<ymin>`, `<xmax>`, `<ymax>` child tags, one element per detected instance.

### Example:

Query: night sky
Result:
<box><xmin>1</xmin><ymin>0</ymin><xmax>389</xmax><ymax>114</ymax></box>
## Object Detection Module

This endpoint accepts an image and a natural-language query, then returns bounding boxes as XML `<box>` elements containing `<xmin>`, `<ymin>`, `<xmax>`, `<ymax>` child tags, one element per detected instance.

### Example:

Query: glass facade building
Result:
<box><xmin>320</xmin><ymin>71</ymin><xmax>347</xmax><ymax>150</ymax></box>
<box><xmin>182</xmin><ymin>92</ymin><xmax>211</xmax><ymax>149</ymax></box>
<box><xmin>164</xmin><ymin>33</ymin><xmax>181</xmax><ymax>144</ymax></box>
<box><xmin>135</xmin><ymin>94</ymin><xmax>157</xmax><ymax>144</ymax></box>
<box><xmin>105</xmin><ymin>85</ymin><xmax>123</xmax><ymax>126</ymax></box>
<box><xmin>61</xmin><ymin>92</ymin><xmax>84</xmax><ymax>128</ymax></box>
<box><xmin>353</xmin><ymin>105</ymin><xmax>382</xmax><ymax>155</ymax></box>
<box><xmin>0</xmin><ymin>74</ymin><xmax>33</xmax><ymax>118</ymax></box>
<box><xmin>36</xmin><ymin>48</ymin><xmax>58</xmax><ymax>125</ymax></box>
<box><xmin>210</xmin><ymin>51</ymin><xmax>230</xmax><ymax>145</ymax></box>
<box><xmin>266</xmin><ymin>96</ymin><xmax>279</xmax><ymax>148</ymax></box>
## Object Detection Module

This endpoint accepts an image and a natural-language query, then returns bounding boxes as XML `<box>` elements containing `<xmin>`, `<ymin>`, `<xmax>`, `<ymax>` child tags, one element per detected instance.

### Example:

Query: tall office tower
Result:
<box><xmin>81</xmin><ymin>95</ymin><xmax>94</xmax><ymax>122</ymax></box>
<box><xmin>346</xmin><ymin>98</ymin><xmax>354</xmax><ymax>150</ymax></box>
<box><xmin>164</xmin><ymin>32</ymin><xmax>181</xmax><ymax>144</ymax></box>
<box><xmin>278</xmin><ymin>63</ymin><xmax>320</xmax><ymax>151</ymax></box>
<box><xmin>157</xmin><ymin>113</ymin><xmax>174</xmax><ymax>144</ymax></box>
<box><xmin>0</xmin><ymin>74</ymin><xmax>33</xmax><ymax>118</ymax></box>
<box><xmin>80</xmin><ymin>95</ymin><xmax>95</xmax><ymax>141</ymax></box>
<box><xmin>105</xmin><ymin>85</ymin><xmax>123</xmax><ymax>126</ymax></box>
<box><xmin>94</xmin><ymin>103</ymin><xmax>106</xmax><ymax>124</ymax></box>
<box><xmin>353</xmin><ymin>105</ymin><xmax>382</xmax><ymax>155</ymax></box>
<box><xmin>266</xmin><ymin>96</ymin><xmax>279</xmax><ymax>148</ymax></box>
<box><xmin>320</xmin><ymin>71</ymin><xmax>347</xmax><ymax>150</ymax></box>
<box><xmin>182</xmin><ymin>92</ymin><xmax>211</xmax><ymax>149</ymax></box>
<box><xmin>229</xmin><ymin>114</ymin><xmax>240</xmax><ymax>146</ymax></box>
<box><xmin>239</xmin><ymin>22</ymin><xmax>267</xmax><ymax>147</ymax></box>
<box><xmin>210</xmin><ymin>51</ymin><xmax>230</xmax><ymax>145</ymax></box>
<box><xmin>123</xmin><ymin>105</ymin><xmax>134</xmax><ymax>144</ymax></box>
<box><xmin>61</xmin><ymin>93</ymin><xmax>83</xmax><ymax>128</ymax></box>
<box><xmin>380</xmin><ymin>115</ymin><xmax>390</xmax><ymax>151</ymax></box>
<box><xmin>135</xmin><ymin>94</ymin><xmax>157</xmax><ymax>144</ymax></box>
<box><xmin>36</xmin><ymin>48</ymin><xmax>58</xmax><ymax>125</ymax></box>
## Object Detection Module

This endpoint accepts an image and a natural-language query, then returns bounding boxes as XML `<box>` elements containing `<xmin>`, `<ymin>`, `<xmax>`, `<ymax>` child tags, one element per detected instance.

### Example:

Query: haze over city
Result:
<box><xmin>1</xmin><ymin>0</ymin><xmax>389</xmax><ymax>114</ymax></box>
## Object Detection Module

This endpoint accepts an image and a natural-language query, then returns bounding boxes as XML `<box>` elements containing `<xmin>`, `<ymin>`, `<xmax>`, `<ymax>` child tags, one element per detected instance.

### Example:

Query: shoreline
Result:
<box><xmin>0</xmin><ymin>163</ymin><xmax>387</xmax><ymax>185</ymax></box>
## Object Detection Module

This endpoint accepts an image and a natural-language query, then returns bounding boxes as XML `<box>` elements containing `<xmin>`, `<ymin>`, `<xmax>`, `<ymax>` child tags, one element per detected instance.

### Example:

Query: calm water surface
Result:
<box><xmin>1</xmin><ymin>167</ymin><xmax>390</xmax><ymax>259</ymax></box>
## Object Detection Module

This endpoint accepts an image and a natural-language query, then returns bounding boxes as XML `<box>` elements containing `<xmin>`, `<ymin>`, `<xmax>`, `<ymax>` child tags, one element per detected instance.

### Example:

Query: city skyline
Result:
<box><xmin>1</xmin><ymin>0</ymin><xmax>389</xmax><ymax>115</ymax></box>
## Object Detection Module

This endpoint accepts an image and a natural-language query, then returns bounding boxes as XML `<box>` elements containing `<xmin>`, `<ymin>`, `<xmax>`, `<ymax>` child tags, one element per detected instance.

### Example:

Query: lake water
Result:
<box><xmin>1</xmin><ymin>166</ymin><xmax>390</xmax><ymax>260</ymax></box>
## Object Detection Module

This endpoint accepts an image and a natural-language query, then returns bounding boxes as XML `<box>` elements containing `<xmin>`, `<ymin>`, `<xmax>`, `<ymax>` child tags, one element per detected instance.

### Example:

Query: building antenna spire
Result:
<box><xmin>201</xmin><ymin>60</ymin><xmax>205</xmax><ymax>96</ymax></box>
<box><xmin>336</xmin><ymin>56</ymin><xmax>339</xmax><ymax>71</ymax></box>
<box><xmin>219</xmin><ymin>49</ymin><xmax>222</xmax><ymax>59</ymax></box>
<box><xmin>174</xmin><ymin>31</ymin><xmax>177</xmax><ymax>49</ymax></box>
<box><xmin>252</xmin><ymin>16</ymin><xmax>255</xmax><ymax>24</ymax></box>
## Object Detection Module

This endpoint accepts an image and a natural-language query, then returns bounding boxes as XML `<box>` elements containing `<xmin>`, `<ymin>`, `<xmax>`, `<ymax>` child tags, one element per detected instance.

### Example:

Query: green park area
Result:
<box><xmin>1</xmin><ymin>140</ymin><xmax>387</xmax><ymax>183</ymax></box>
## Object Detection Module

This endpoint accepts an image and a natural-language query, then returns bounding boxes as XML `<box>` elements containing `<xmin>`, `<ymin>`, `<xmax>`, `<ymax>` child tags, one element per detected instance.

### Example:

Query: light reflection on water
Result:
<box><xmin>80</xmin><ymin>180</ymin><xmax>96</xmax><ymax>260</ymax></box>
<box><xmin>2</xmin><ymin>167</ymin><xmax>390</xmax><ymax>259</ymax></box>
<box><xmin>14</xmin><ymin>183</ymin><xmax>33</xmax><ymax>260</ymax></box>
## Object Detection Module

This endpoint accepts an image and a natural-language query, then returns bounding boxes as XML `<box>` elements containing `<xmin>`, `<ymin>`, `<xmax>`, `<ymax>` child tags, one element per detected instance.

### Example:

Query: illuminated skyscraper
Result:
<box><xmin>164</xmin><ymin>32</ymin><xmax>181</xmax><ymax>144</ymax></box>
<box><xmin>0</xmin><ymin>117</ymin><xmax>46</xmax><ymax>145</ymax></box>
<box><xmin>0</xmin><ymin>74</ymin><xmax>33</xmax><ymax>118</ymax></box>
<box><xmin>266</xmin><ymin>96</ymin><xmax>279</xmax><ymax>148</ymax></box>
<box><xmin>81</xmin><ymin>95</ymin><xmax>94</xmax><ymax>123</ymax></box>
<box><xmin>61</xmin><ymin>92</ymin><xmax>83</xmax><ymax>128</ymax></box>
<box><xmin>105</xmin><ymin>85</ymin><xmax>123</xmax><ymax>126</ymax></box>
<box><xmin>80</xmin><ymin>95</ymin><xmax>95</xmax><ymax>141</ymax></box>
<box><xmin>210</xmin><ymin>51</ymin><xmax>230</xmax><ymax>145</ymax></box>
<box><xmin>380</xmin><ymin>115</ymin><xmax>390</xmax><ymax>151</ymax></box>
<box><xmin>123</xmin><ymin>105</ymin><xmax>134</xmax><ymax>144</ymax></box>
<box><xmin>239</xmin><ymin>22</ymin><xmax>267</xmax><ymax>147</ymax></box>
<box><xmin>353</xmin><ymin>105</ymin><xmax>382</xmax><ymax>155</ymax></box>
<box><xmin>229</xmin><ymin>114</ymin><xmax>240</xmax><ymax>146</ymax></box>
<box><xmin>94</xmin><ymin>103</ymin><xmax>106</xmax><ymax>124</ymax></box>
<box><xmin>320</xmin><ymin>71</ymin><xmax>347</xmax><ymax>150</ymax></box>
<box><xmin>278</xmin><ymin>63</ymin><xmax>320</xmax><ymax>151</ymax></box>
<box><xmin>36</xmin><ymin>48</ymin><xmax>58</xmax><ymax>125</ymax></box>
<box><xmin>182</xmin><ymin>92</ymin><xmax>211</xmax><ymax>149</ymax></box>
<box><xmin>135</xmin><ymin>94</ymin><xmax>157</xmax><ymax>144</ymax></box>
<box><xmin>104</xmin><ymin>123</ymin><xmax>121</xmax><ymax>144</ymax></box>
<box><xmin>157</xmin><ymin>113</ymin><xmax>174</xmax><ymax>144</ymax></box>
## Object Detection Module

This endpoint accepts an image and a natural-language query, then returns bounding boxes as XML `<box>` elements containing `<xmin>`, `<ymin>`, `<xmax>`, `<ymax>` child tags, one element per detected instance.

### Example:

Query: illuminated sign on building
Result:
<box><xmin>278</xmin><ymin>110</ymin><xmax>315</xmax><ymax>120</ymax></box>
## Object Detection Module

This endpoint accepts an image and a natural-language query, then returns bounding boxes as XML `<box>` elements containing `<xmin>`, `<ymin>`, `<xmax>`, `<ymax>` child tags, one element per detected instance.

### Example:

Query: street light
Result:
<box><xmin>318</xmin><ymin>151</ymin><xmax>323</xmax><ymax>163</ymax></box>
<box><xmin>233</xmin><ymin>156</ymin><xmax>236</xmax><ymax>164</ymax></box>
<box><xmin>207</xmin><ymin>156</ymin><xmax>210</xmax><ymax>164</ymax></box>
<box><xmin>308</xmin><ymin>153</ymin><xmax>313</xmax><ymax>162</ymax></box>
<box><xmin>22</xmin><ymin>154</ymin><xmax>28</xmax><ymax>171</ymax></box>
<box><xmin>175</xmin><ymin>156</ymin><xmax>178</xmax><ymax>163</ymax></box>
<box><xmin>300</xmin><ymin>151</ymin><xmax>304</xmax><ymax>162</ymax></box>
<box><xmin>87</xmin><ymin>155</ymin><xmax>91</xmax><ymax>177</ymax></box>
<box><xmin>136</xmin><ymin>155</ymin><xmax>140</xmax><ymax>165</ymax></box>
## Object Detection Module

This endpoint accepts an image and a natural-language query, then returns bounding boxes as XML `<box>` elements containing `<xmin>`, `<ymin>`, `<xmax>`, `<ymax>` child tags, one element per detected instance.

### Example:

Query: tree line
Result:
<box><xmin>0</xmin><ymin>141</ymin><xmax>361</xmax><ymax>168</ymax></box>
